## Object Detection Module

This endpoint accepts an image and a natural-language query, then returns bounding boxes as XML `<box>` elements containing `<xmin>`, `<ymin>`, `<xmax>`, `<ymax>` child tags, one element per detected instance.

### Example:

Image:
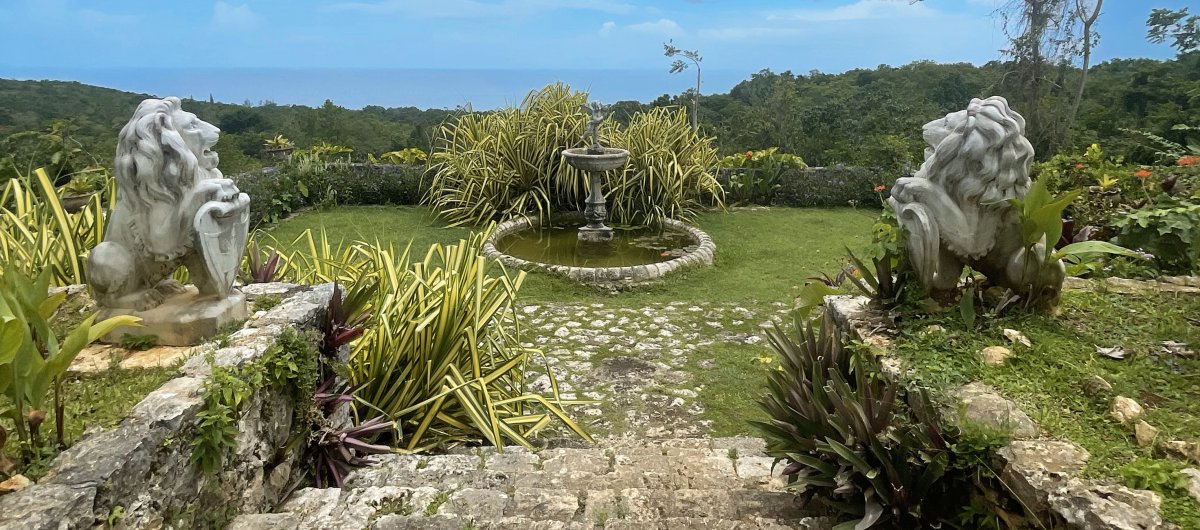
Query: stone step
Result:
<box><xmin>230</xmin><ymin>512</ymin><xmax>834</xmax><ymax>530</ymax></box>
<box><xmin>227</xmin><ymin>438</ymin><xmax>835</xmax><ymax>529</ymax></box>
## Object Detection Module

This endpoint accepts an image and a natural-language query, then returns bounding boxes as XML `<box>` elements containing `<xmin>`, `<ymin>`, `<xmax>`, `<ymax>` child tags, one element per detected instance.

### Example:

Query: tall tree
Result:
<box><xmin>663</xmin><ymin>41</ymin><xmax>703</xmax><ymax>131</ymax></box>
<box><xmin>1064</xmin><ymin>0</ymin><xmax>1103</xmax><ymax>147</ymax></box>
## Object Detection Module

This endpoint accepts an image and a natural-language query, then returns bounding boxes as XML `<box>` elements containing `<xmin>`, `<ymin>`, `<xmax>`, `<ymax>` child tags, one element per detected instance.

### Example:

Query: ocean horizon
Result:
<box><xmin>0</xmin><ymin>67</ymin><xmax>759</xmax><ymax>111</ymax></box>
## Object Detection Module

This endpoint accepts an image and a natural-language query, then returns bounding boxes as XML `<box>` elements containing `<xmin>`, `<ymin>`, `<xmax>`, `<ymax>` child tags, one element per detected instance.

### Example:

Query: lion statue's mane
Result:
<box><xmin>889</xmin><ymin>96</ymin><xmax>1063</xmax><ymax>299</ymax></box>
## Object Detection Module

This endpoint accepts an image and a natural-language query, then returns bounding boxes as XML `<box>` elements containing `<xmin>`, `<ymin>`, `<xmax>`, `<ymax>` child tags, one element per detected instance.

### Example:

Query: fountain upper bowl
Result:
<box><xmin>562</xmin><ymin>147</ymin><xmax>629</xmax><ymax>172</ymax></box>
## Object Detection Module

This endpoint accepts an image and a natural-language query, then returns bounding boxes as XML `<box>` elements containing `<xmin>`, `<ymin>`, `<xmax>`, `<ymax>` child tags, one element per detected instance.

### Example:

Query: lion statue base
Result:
<box><xmin>88</xmin><ymin>97</ymin><xmax>250</xmax><ymax>346</ymax></box>
<box><xmin>888</xmin><ymin>96</ymin><xmax>1066</xmax><ymax>305</ymax></box>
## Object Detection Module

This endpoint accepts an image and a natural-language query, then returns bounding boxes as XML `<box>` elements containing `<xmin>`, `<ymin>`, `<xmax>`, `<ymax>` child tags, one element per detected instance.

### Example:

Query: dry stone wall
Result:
<box><xmin>0</xmin><ymin>283</ymin><xmax>333</xmax><ymax>530</ymax></box>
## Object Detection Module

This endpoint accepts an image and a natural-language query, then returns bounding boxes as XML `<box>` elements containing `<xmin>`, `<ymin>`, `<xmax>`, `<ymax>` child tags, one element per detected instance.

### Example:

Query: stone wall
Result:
<box><xmin>0</xmin><ymin>283</ymin><xmax>333</xmax><ymax>530</ymax></box>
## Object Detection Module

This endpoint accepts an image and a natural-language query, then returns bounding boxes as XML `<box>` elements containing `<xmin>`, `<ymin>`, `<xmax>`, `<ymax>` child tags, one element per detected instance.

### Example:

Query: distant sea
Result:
<box><xmin>0</xmin><ymin>68</ymin><xmax>757</xmax><ymax>110</ymax></box>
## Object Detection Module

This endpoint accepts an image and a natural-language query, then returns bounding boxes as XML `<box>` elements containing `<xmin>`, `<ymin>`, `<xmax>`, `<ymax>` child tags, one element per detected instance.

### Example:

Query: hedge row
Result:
<box><xmin>234</xmin><ymin>163</ymin><xmax>426</xmax><ymax>228</ymax></box>
<box><xmin>717</xmin><ymin>165</ymin><xmax>884</xmax><ymax>207</ymax></box>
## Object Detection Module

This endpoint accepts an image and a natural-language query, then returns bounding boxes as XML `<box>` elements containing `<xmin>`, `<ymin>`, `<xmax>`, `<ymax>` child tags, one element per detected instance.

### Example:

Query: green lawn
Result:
<box><xmin>267</xmin><ymin>205</ymin><xmax>876</xmax><ymax>305</ymax></box>
<box><xmin>891</xmin><ymin>289</ymin><xmax>1200</xmax><ymax>527</ymax></box>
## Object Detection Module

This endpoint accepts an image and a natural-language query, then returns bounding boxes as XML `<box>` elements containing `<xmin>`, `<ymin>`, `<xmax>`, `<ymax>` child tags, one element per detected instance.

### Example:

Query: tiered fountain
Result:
<box><xmin>483</xmin><ymin>101</ymin><xmax>715</xmax><ymax>287</ymax></box>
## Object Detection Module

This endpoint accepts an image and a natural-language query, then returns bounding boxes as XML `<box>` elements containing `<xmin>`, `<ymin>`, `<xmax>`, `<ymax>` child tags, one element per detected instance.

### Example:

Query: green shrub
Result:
<box><xmin>773</xmin><ymin>165</ymin><xmax>880</xmax><ymax>208</ymax></box>
<box><xmin>1033</xmin><ymin>144</ymin><xmax>1141</xmax><ymax>230</ymax></box>
<box><xmin>234</xmin><ymin>159</ymin><xmax>426</xmax><ymax>228</ymax></box>
<box><xmin>716</xmin><ymin>148</ymin><xmax>805</xmax><ymax>206</ymax></box>
<box><xmin>1113</xmin><ymin>199</ymin><xmax>1200</xmax><ymax>274</ymax></box>
<box><xmin>427</xmin><ymin>83</ymin><xmax>722</xmax><ymax>228</ymax></box>
<box><xmin>753</xmin><ymin>313</ymin><xmax>1002</xmax><ymax>528</ymax></box>
<box><xmin>607</xmin><ymin>107</ymin><xmax>723</xmax><ymax>224</ymax></box>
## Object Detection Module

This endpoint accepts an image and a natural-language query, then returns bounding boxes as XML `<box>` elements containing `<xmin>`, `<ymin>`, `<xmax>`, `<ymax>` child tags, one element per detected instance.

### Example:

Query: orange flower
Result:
<box><xmin>1179</xmin><ymin>155</ymin><xmax>1200</xmax><ymax>167</ymax></box>
<box><xmin>1074</xmin><ymin>163</ymin><xmax>1086</xmax><ymax>169</ymax></box>
<box><xmin>1134</xmin><ymin>169</ymin><xmax>1152</xmax><ymax>180</ymax></box>
<box><xmin>873</xmin><ymin>185</ymin><xmax>886</xmax><ymax>192</ymax></box>
<box><xmin>744</xmin><ymin>150</ymin><xmax>753</xmax><ymax>159</ymax></box>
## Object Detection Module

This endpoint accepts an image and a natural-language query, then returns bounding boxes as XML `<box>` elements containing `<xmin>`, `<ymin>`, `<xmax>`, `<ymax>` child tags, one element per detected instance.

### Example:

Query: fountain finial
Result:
<box><xmin>581</xmin><ymin>101</ymin><xmax>610</xmax><ymax>152</ymax></box>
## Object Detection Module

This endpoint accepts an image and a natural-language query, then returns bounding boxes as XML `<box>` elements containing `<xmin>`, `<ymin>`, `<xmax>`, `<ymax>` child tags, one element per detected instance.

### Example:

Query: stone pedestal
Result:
<box><xmin>99</xmin><ymin>286</ymin><xmax>247</xmax><ymax>346</ymax></box>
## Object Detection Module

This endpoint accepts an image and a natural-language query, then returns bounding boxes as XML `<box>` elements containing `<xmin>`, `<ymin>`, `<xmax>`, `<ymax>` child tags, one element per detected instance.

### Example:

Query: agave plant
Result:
<box><xmin>425</xmin><ymin>83</ymin><xmax>590</xmax><ymax>227</ymax></box>
<box><xmin>348</xmin><ymin>231</ymin><xmax>590</xmax><ymax>452</ymax></box>
<box><xmin>0</xmin><ymin>168</ymin><xmax>110</xmax><ymax>285</ymax></box>
<box><xmin>607</xmin><ymin>107</ymin><xmax>724</xmax><ymax>226</ymax></box>
<box><xmin>753</xmin><ymin>312</ymin><xmax>973</xmax><ymax>529</ymax></box>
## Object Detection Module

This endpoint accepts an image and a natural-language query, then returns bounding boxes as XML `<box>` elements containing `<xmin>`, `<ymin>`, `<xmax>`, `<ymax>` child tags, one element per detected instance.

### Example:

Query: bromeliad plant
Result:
<box><xmin>0</xmin><ymin>266</ymin><xmax>140</xmax><ymax>461</ymax></box>
<box><xmin>753</xmin><ymin>312</ymin><xmax>994</xmax><ymax>529</ymax></box>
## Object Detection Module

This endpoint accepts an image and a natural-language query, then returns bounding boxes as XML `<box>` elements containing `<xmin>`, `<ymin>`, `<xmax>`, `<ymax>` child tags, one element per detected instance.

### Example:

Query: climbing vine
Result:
<box><xmin>190</xmin><ymin>328</ymin><xmax>319</xmax><ymax>474</ymax></box>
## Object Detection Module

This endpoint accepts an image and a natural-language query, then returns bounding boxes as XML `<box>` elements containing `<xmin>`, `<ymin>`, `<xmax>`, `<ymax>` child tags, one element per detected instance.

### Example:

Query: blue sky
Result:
<box><xmin>0</xmin><ymin>0</ymin><xmax>1188</xmax><ymax>71</ymax></box>
<box><xmin>0</xmin><ymin>1</ymin><xmax>1191</xmax><ymax>109</ymax></box>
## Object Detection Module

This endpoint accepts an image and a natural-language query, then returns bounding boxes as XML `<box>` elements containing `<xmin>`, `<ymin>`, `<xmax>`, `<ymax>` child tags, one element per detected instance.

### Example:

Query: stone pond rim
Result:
<box><xmin>483</xmin><ymin>213</ymin><xmax>716</xmax><ymax>287</ymax></box>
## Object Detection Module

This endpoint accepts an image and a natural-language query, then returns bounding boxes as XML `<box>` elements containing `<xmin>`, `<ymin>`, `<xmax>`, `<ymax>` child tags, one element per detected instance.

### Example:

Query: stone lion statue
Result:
<box><xmin>889</xmin><ymin>96</ymin><xmax>1065</xmax><ymax>301</ymax></box>
<box><xmin>88</xmin><ymin>97</ymin><xmax>250</xmax><ymax>311</ymax></box>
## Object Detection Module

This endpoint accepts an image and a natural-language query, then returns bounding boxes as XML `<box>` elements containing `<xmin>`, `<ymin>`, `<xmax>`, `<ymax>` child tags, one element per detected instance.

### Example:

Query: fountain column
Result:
<box><xmin>563</xmin><ymin>101</ymin><xmax>628</xmax><ymax>244</ymax></box>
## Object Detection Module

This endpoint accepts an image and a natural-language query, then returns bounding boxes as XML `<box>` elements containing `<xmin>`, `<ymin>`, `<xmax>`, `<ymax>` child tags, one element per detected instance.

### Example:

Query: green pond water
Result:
<box><xmin>497</xmin><ymin>225</ymin><xmax>697</xmax><ymax>267</ymax></box>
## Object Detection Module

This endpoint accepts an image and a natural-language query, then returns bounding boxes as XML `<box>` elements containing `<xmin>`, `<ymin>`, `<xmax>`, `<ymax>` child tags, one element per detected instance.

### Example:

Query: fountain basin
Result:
<box><xmin>561</xmin><ymin>147</ymin><xmax>630</xmax><ymax>172</ymax></box>
<box><xmin>483</xmin><ymin>213</ymin><xmax>715</xmax><ymax>287</ymax></box>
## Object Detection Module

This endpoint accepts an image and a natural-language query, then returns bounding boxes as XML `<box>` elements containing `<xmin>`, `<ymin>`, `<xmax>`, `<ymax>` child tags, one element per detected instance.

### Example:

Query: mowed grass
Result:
<box><xmin>266</xmin><ymin>205</ymin><xmax>877</xmax><ymax>305</ymax></box>
<box><xmin>891</xmin><ymin>289</ymin><xmax>1200</xmax><ymax>527</ymax></box>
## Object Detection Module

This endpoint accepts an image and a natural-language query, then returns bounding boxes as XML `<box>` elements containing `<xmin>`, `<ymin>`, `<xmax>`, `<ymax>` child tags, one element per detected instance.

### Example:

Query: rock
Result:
<box><xmin>1003</xmin><ymin>328</ymin><xmax>1032</xmax><ymax>348</ymax></box>
<box><xmin>1051</xmin><ymin>478</ymin><xmax>1162</xmax><ymax>530</ymax></box>
<box><xmin>0</xmin><ymin>483</ymin><xmax>96</xmax><ymax>529</ymax></box>
<box><xmin>997</xmin><ymin>440</ymin><xmax>1090</xmax><ymax>515</ymax></box>
<box><xmin>1134</xmin><ymin>421</ymin><xmax>1158</xmax><ymax>448</ymax></box>
<box><xmin>1182</xmin><ymin>469</ymin><xmax>1200</xmax><ymax>503</ymax></box>
<box><xmin>1110</xmin><ymin>396</ymin><xmax>1144</xmax><ymax>424</ymax></box>
<box><xmin>980</xmin><ymin>345</ymin><xmax>1014</xmax><ymax>366</ymax></box>
<box><xmin>1162</xmin><ymin>441</ymin><xmax>1200</xmax><ymax>465</ymax></box>
<box><xmin>952</xmin><ymin>382</ymin><xmax>1038</xmax><ymax>437</ymax></box>
<box><xmin>1081</xmin><ymin>375</ymin><xmax>1113</xmax><ymax>396</ymax></box>
<box><xmin>0</xmin><ymin>475</ymin><xmax>30</xmax><ymax>495</ymax></box>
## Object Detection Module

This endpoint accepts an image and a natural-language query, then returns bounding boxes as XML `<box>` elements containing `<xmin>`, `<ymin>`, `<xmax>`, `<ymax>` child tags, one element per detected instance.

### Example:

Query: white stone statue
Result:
<box><xmin>88</xmin><ymin>97</ymin><xmax>249</xmax><ymax>345</ymax></box>
<box><xmin>889</xmin><ymin>96</ymin><xmax>1065</xmax><ymax>301</ymax></box>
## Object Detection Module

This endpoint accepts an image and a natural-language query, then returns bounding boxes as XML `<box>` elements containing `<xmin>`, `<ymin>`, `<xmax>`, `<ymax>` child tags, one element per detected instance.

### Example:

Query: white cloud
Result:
<box><xmin>212</xmin><ymin>1</ymin><xmax>260</xmax><ymax>30</ymax></box>
<box><xmin>327</xmin><ymin>0</ymin><xmax>635</xmax><ymax>18</ymax></box>
<box><xmin>598</xmin><ymin>21</ymin><xmax>616</xmax><ymax>37</ymax></box>
<box><xmin>767</xmin><ymin>0</ymin><xmax>935</xmax><ymax>23</ymax></box>
<box><xmin>627</xmin><ymin>18</ymin><xmax>683</xmax><ymax>37</ymax></box>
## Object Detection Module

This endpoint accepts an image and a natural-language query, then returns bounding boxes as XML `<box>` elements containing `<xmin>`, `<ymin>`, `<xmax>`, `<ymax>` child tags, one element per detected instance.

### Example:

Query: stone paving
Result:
<box><xmin>514</xmin><ymin>300</ymin><xmax>791</xmax><ymax>439</ymax></box>
<box><xmin>229</xmin><ymin>437</ymin><xmax>833</xmax><ymax>530</ymax></box>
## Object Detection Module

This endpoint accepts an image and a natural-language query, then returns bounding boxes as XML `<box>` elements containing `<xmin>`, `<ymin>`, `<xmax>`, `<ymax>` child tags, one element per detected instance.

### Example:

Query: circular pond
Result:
<box><xmin>483</xmin><ymin>214</ymin><xmax>715</xmax><ymax>286</ymax></box>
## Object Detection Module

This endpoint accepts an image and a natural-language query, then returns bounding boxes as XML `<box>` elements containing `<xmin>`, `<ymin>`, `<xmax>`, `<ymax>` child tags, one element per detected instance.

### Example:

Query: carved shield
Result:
<box><xmin>193</xmin><ymin>194</ymin><xmax>250</xmax><ymax>297</ymax></box>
